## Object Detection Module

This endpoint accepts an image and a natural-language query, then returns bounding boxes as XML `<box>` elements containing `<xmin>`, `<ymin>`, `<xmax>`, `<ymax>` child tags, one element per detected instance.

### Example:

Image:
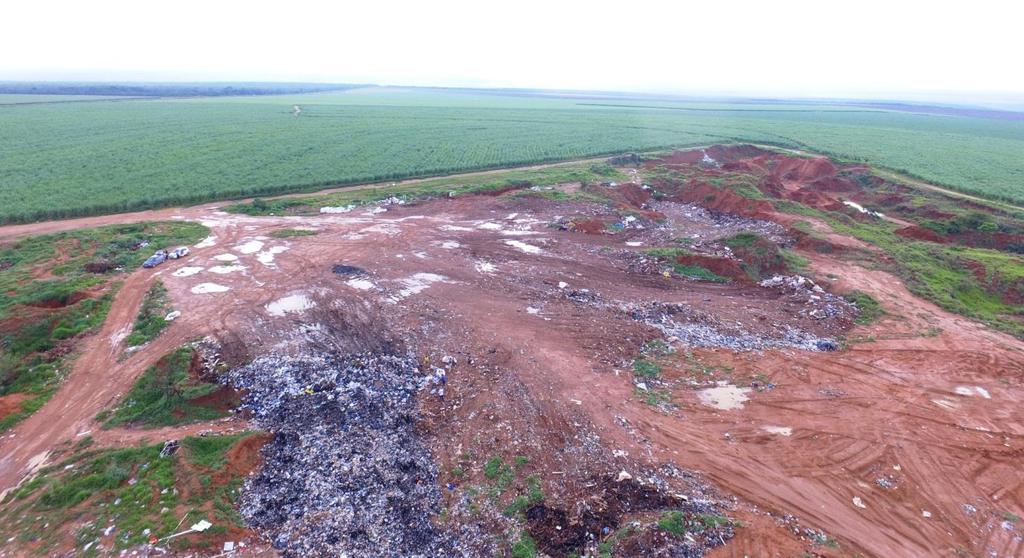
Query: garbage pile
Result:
<box><xmin>759</xmin><ymin>275</ymin><xmax>857</xmax><ymax>321</ymax></box>
<box><xmin>632</xmin><ymin>303</ymin><xmax>841</xmax><ymax>352</ymax></box>
<box><xmin>227</xmin><ymin>353</ymin><xmax>470</xmax><ymax>557</ymax></box>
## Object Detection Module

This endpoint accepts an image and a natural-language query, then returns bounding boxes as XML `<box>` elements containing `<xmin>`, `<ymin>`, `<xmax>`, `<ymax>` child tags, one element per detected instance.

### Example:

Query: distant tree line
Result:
<box><xmin>0</xmin><ymin>82</ymin><xmax>368</xmax><ymax>97</ymax></box>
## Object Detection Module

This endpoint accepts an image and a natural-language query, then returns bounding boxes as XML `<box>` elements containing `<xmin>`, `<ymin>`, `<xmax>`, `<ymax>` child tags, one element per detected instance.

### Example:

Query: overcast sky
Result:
<box><xmin>3</xmin><ymin>0</ymin><xmax>1021</xmax><ymax>102</ymax></box>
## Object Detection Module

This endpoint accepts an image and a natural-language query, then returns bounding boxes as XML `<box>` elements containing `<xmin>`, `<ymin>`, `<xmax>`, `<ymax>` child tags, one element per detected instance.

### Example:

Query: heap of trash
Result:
<box><xmin>227</xmin><ymin>353</ymin><xmax>475</xmax><ymax>557</ymax></box>
<box><xmin>632</xmin><ymin>303</ymin><xmax>841</xmax><ymax>352</ymax></box>
<box><xmin>758</xmin><ymin>275</ymin><xmax>856</xmax><ymax>320</ymax></box>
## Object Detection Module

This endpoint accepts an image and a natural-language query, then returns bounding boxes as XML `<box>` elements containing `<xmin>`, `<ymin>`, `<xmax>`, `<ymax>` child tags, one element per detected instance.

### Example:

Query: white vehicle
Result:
<box><xmin>168</xmin><ymin>246</ymin><xmax>191</xmax><ymax>259</ymax></box>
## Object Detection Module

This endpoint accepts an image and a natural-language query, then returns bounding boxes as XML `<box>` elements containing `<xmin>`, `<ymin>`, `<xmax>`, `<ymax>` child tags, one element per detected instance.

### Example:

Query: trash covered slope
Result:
<box><xmin>227</xmin><ymin>353</ymin><xmax>485</xmax><ymax>557</ymax></box>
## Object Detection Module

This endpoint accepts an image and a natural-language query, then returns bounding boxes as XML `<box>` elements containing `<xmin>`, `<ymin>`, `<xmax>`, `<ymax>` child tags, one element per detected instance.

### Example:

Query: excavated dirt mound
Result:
<box><xmin>675</xmin><ymin>254</ymin><xmax>753</xmax><ymax>284</ymax></box>
<box><xmin>649</xmin><ymin>145</ymin><xmax>769</xmax><ymax>167</ymax></box>
<box><xmin>669</xmin><ymin>180</ymin><xmax>775</xmax><ymax>219</ymax></box>
<box><xmin>896</xmin><ymin>225</ymin><xmax>950</xmax><ymax>243</ymax></box>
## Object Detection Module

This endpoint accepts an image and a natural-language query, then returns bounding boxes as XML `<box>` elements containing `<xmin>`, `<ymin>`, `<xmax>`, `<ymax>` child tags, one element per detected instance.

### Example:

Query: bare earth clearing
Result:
<box><xmin>1</xmin><ymin>147</ymin><xmax>1022</xmax><ymax>557</ymax></box>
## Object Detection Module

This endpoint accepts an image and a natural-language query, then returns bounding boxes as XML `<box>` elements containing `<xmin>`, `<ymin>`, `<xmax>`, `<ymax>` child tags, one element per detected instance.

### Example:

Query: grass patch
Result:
<box><xmin>645</xmin><ymin>247</ymin><xmax>690</xmax><ymax>259</ymax></box>
<box><xmin>0</xmin><ymin>433</ymin><xmax>259</xmax><ymax>553</ymax></box>
<box><xmin>780</xmin><ymin>249</ymin><xmax>810</xmax><ymax>273</ymax></box>
<box><xmin>845</xmin><ymin>291</ymin><xmax>885</xmax><ymax>325</ymax></box>
<box><xmin>269</xmin><ymin>228</ymin><xmax>318</xmax><ymax>238</ymax></box>
<box><xmin>657</xmin><ymin>510</ymin><xmax>686</xmax><ymax>535</ymax></box>
<box><xmin>181</xmin><ymin>433</ymin><xmax>249</xmax><ymax>469</ymax></box>
<box><xmin>102</xmin><ymin>346</ymin><xmax>229</xmax><ymax>428</ymax></box>
<box><xmin>632</xmin><ymin>358</ymin><xmax>662</xmax><ymax>378</ymax></box>
<box><xmin>124</xmin><ymin>281</ymin><xmax>171</xmax><ymax>347</ymax></box>
<box><xmin>511</xmin><ymin>531</ymin><xmax>538</xmax><ymax>558</ymax></box>
<box><xmin>672</xmin><ymin>263</ymin><xmax>728</xmax><ymax>282</ymax></box>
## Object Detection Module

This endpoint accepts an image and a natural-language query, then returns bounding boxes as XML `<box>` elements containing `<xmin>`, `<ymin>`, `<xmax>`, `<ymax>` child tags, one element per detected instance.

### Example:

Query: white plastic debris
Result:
<box><xmin>191</xmin><ymin>520</ymin><xmax>213</xmax><ymax>532</ymax></box>
<box><xmin>852</xmin><ymin>496</ymin><xmax>866</xmax><ymax>509</ymax></box>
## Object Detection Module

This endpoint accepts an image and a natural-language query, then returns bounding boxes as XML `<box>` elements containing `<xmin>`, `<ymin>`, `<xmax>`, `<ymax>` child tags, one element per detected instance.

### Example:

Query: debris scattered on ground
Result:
<box><xmin>632</xmin><ymin>302</ymin><xmax>843</xmax><ymax>351</ymax></box>
<box><xmin>227</xmin><ymin>353</ymin><xmax>485</xmax><ymax>557</ymax></box>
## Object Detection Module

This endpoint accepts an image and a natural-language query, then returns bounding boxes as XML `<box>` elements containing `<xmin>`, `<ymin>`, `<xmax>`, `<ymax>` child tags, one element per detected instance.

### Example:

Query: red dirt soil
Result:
<box><xmin>1</xmin><ymin>150</ymin><xmax>1023</xmax><ymax>557</ymax></box>
<box><xmin>0</xmin><ymin>393</ymin><xmax>30</xmax><ymax>423</ymax></box>
<box><xmin>669</xmin><ymin>179</ymin><xmax>775</xmax><ymax>219</ymax></box>
<box><xmin>896</xmin><ymin>225</ymin><xmax>950</xmax><ymax>244</ymax></box>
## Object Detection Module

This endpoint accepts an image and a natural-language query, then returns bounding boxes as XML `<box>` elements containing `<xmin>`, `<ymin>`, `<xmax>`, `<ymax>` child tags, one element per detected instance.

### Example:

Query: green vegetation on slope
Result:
<box><xmin>0</xmin><ymin>221</ymin><xmax>208</xmax><ymax>431</ymax></box>
<box><xmin>0</xmin><ymin>433</ymin><xmax>259</xmax><ymax>554</ymax></box>
<box><xmin>102</xmin><ymin>346</ymin><xmax>232</xmax><ymax>428</ymax></box>
<box><xmin>1</xmin><ymin>88</ymin><xmax>1021</xmax><ymax>223</ymax></box>
<box><xmin>124</xmin><ymin>281</ymin><xmax>171</xmax><ymax>347</ymax></box>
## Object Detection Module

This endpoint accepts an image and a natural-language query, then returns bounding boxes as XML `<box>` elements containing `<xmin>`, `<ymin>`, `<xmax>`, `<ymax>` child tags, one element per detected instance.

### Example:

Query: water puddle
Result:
<box><xmin>191</xmin><ymin>283</ymin><xmax>230</xmax><ymax>294</ymax></box>
<box><xmin>234</xmin><ymin>240</ymin><xmax>264</xmax><ymax>254</ymax></box>
<box><xmin>172</xmin><ymin>266</ymin><xmax>204</xmax><ymax>277</ymax></box>
<box><xmin>208</xmin><ymin>265</ymin><xmax>246</xmax><ymax>274</ymax></box>
<box><xmin>698</xmin><ymin>384</ymin><xmax>751</xmax><ymax>410</ymax></box>
<box><xmin>195</xmin><ymin>236</ymin><xmax>217</xmax><ymax>248</ymax></box>
<box><xmin>346</xmin><ymin>278</ymin><xmax>376</xmax><ymax>290</ymax></box>
<box><xmin>257</xmin><ymin>246</ymin><xmax>289</xmax><ymax>266</ymax></box>
<box><xmin>266</xmin><ymin>293</ymin><xmax>315</xmax><ymax>317</ymax></box>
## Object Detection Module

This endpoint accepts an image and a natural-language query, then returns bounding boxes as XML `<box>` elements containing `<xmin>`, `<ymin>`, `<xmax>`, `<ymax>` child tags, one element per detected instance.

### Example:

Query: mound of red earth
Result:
<box><xmin>666</xmin><ymin>179</ymin><xmax>775</xmax><ymax>219</ymax></box>
<box><xmin>896</xmin><ymin>225</ymin><xmax>950</xmax><ymax>244</ymax></box>
<box><xmin>648</xmin><ymin>144</ymin><xmax>767</xmax><ymax>167</ymax></box>
<box><xmin>675</xmin><ymin>254</ymin><xmax>753</xmax><ymax>284</ymax></box>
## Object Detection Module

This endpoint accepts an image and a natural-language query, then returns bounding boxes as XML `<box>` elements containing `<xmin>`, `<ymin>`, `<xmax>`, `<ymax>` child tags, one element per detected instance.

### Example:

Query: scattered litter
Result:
<box><xmin>616</xmin><ymin>470</ymin><xmax>632</xmax><ymax>482</ymax></box>
<box><xmin>625</xmin><ymin>241</ymin><xmax>643</xmax><ymax>247</ymax></box>
<box><xmin>922</xmin><ymin>510</ymin><xmax>932</xmax><ymax>518</ymax></box>
<box><xmin>843</xmin><ymin>200</ymin><xmax>884</xmax><ymax>219</ymax></box>
<box><xmin>762</xmin><ymin>426</ymin><xmax>792</xmax><ymax>436</ymax></box>
<box><xmin>526</xmin><ymin>307</ymin><xmax>540</xmax><ymax>315</ymax></box>
<box><xmin>159</xmin><ymin>440</ymin><xmax>179</xmax><ymax>457</ymax></box>
<box><xmin>441</xmin><ymin>241</ymin><xmax>460</xmax><ymax>249</ymax></box>
<box><xmin>932</xmin><ymin>399</ymin><xmax>958</xmax><ymax>410</ymax></box>
<box><xmin>478</xmin><ymin>222</ymin><xmax>503</xmax><ymax>231</ymax></box>
<box><xmin>474</xmin><ymin>261</ymin><xmax>496</xmax><ymax>274</ymax></box>
<box><xmin>955</xmin><ymin>386</ymin><xmax>991</xmax><ymax>399</ymax></box>
<box><xmin>320</xmin><ymin>205</ymin><xmax>355</xmax><ymax>214</ymax></box>
<box><xmin>558</xmin><ymin>281</ymin><xmax>568</xmax><ymax>289</ymax></box>
<box><xmin>191</xmin><ymin>283</ymin><xmax>230</xmax><ymax>294</ymax></box>
<box><xmin>504</xmin><ymin>240</ymin><xmax>542</xmax><ymax>254</ymax></box>
<box><xmin>164</xmin><ymin>311</ymin><xmax>181</xmax><ymax>322</ymax></box>
<box><xmin>212</xmin><ymin>253</ymin><xmax>239</xmax><ymax>262</ymax></box>
<box><xmin>852</xmin><ymin>496</ymin><xmax>867</xmax><ymax>509</ymax></box>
